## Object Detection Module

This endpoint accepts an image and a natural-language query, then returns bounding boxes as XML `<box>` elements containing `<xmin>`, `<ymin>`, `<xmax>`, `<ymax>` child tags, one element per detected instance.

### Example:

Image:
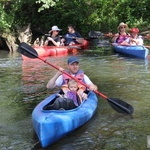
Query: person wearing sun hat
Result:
<box><xmin>46</xmin><ymin>56</ymin><xmax>97</xmax><ymax>93</ymax></box>
<box><xmin>120</xmin><ymin>27</ymin><xmax>143</xmax><ymax>46</ymax></box>
<box><xmin>112</xmin><ymin>22</ymin><xmax>130</xmax><ymax>44</ymax></box>
<box><xmin>48</xmin><ymin>26</ymin><xmax>62</xmax><ymax>33</ymax></box>
<box><xmin>44</xmin><ymin>25</ymin><xmax>62</xmax><ymax>47</ymax></box>
<box><xmin>117</xmin><ymin>22</ymin><xmax>128</xmax><ymax>30</ymax></box>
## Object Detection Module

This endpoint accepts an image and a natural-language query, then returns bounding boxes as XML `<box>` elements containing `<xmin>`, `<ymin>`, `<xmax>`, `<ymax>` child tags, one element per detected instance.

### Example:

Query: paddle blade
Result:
<box><xmin>18</xmin><ymin>42</ymin><xmax>38</xmax><ymax>58</ymax></box>
<box><xmin>107</xmin><ymin>98</ymin><xmax>134</xmax><ymax>114</ymax></box>
<box><xmin>89</xmin><ymin>31</ymin><xmax>102</xmax><ymax>38</ymax></box>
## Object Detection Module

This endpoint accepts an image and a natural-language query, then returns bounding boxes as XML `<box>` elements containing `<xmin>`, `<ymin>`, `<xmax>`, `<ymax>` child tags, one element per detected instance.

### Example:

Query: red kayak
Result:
<box><xmin>22</xmin><ymin>40</ymin><xmax>89</xmax><ymax>60</ymax></box>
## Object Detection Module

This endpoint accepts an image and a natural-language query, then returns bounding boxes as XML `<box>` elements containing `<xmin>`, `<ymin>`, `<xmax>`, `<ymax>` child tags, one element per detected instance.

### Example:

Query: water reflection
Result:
<box><xmin>0</xmin><ymin>51</ymin><xmax>150</xmax><ymax>150</ymax></box>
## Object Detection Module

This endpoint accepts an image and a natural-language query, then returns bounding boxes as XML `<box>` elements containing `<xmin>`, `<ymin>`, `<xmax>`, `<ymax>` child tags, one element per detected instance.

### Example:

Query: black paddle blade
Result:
<box><xmin>107</xmin><ymin>98</ymin><xmax>134</xmax><ymax>114</ymax></box>
<box><xmin>89</xmin><ymin>31</ymin><xmax>102</xmax><ymax>38</ymax></box>
<box><xmin>18</xmin><ymin>42</ymin><xmax>38</xmax><ymax>58</ymax></box>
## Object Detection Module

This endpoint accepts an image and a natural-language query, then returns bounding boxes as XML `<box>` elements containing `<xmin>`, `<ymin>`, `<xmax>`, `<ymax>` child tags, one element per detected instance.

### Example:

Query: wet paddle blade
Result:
<box><xmin>107</xmin><ymin>98</ymin><xmax>134</xmax><ymax>114</ymax></box>
<box><xmin>18</xmin><ymin>42</ymin><xmax>38</xmax><ymax>58</ymax></box>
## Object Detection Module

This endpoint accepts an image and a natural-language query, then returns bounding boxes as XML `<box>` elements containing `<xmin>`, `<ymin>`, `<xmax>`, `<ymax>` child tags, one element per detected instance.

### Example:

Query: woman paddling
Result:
<box><xmin>112</xmin><ymin>22</ymin><xmax>130</xmax><ymax>44</ymax></box>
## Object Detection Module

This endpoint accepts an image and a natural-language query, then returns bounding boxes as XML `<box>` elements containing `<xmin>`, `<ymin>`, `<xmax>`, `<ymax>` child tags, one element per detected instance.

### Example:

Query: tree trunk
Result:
<box><xmin>4</xmin><ymin>34</ymin><xmax>18</xmax><ymax>52</ymax></box>
<box><xmin>18</xmin><ymin>24</ymin><xmax>32</xmax><ymax>44</ymax></box>
<box><xmin>1</xmin><ymin>24</ymin><xmax>32</xmax><ymax>52</ymax></box>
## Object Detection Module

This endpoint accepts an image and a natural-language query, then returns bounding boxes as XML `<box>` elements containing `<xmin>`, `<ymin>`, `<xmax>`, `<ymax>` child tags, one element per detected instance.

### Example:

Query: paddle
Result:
<box><xmin>89</xmin><ymin>31</ymin><xmax>102</xmax><ymax>38</ymax></box>
<box><xmin>89</xmin><ymin>31</ymin><xmax>150</xmax><ymax>39</ymax></box>
<box><xmin>18</xmin><ymin>42</ymin><xmax>134</xmax><ymax>114</ymax></box>
<box><xmin>145</xmin><ymin>45</ymin><xmax>150</xmax><ymax>49</ymax></box>
<box><xmin>45</xmin><ymin>34</ymin><xmax>84</xmax><ymax>43</ymax></box>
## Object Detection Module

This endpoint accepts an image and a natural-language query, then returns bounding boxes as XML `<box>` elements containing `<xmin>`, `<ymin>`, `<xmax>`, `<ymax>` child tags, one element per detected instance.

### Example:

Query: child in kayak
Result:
<box><xmin>58</xmin><ymin>79</ymin><xmax>87</xmax><ymax>106</ymax></box>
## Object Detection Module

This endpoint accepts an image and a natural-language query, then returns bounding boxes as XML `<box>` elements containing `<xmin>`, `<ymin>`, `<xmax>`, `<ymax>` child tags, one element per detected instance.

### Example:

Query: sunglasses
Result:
<box><xmin>120</xmin><ymin>26</ymin><xmax>126</xmax><ymax>29</ymax></box>
<box><xmin>54</xmin><ymin>30</ymin><xmax>59</xmax><ymax>32</ymax></box>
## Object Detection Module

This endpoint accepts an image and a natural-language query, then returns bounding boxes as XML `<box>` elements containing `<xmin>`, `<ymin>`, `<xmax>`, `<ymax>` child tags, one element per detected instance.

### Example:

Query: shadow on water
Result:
<box><xmin>0</xmin><ymin>50</ymin><xmax>150</xmax><ymax>150</ymax></box>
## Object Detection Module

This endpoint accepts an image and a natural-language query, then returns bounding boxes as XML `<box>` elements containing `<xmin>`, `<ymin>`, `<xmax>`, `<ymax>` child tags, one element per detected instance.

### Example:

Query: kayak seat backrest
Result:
<box><xmin>43</xmin><ymin>97</ymin><xmax>77</xmax><ymax>110</ymax></box>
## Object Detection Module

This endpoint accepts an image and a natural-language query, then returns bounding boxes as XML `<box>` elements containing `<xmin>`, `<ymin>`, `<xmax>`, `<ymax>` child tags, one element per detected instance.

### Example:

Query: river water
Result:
<box><xmin>0</xmin><ymin>49</ymin><xmax>150</xmax><ymax>150</ymax></box>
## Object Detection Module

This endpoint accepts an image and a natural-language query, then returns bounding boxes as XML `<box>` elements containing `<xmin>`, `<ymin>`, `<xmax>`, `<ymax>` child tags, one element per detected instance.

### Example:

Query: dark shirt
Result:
<box><xmin>65</xmin><ymin>32</ymin><xmax>81</xmax><ymax>45</ymax></box>
<box><xmin>47</xmin><ymin>36</ymin><xmax>61</xmax><ymax>46</ymax></box>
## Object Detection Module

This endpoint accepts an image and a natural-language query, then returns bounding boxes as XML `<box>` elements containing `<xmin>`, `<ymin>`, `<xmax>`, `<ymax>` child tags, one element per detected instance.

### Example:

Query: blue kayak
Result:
<box><xmin>113</xmin><ymin>44</ymin><xmax>149</xmax><ymax>59</ymax></box>
<box><xmin>32</xmin><ymin>91</ymin><xmax>98</xmax><ymax>148</ymax></box>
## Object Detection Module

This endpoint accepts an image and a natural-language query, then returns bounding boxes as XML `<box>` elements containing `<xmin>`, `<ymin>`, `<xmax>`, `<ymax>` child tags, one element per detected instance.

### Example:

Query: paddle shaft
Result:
<box><xmin>104</xmin><ymin>34</ymin><xmax>150</xmax><ymax>39</ymax></box>
<box><xmin>21</xmin><ymin>43</ymin><xmax>107</xmax><ymax>99</ymax></box>
<box><xmin>21</xmin><ymin>44</ymin><xmax>129</xmax><ymax>100</ymax></box>
<box><xmin>145</xmin><ymin>45</ymin><xmax>150</xmax><ymax>48</ymax></box>
<box><xmin>38</xmin><ymin>56</ymin><xmax>133</xmax><ymax>114</ymax></box>
<box><xmin>45</xmin><ymin>34</ymin><xmax>84</xmax><ymax>40</ymax></box>
<box><xmin>37</xmin><ymin>57</ymin><xmax>107</xmax><ymax>99</ymax></box>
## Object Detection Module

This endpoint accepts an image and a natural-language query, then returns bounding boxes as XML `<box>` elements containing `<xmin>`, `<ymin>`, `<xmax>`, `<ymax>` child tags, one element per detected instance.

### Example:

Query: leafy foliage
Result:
<box><xmin>36</xmin><ymin>0</ymin><xmax>59</xmax><ymax>12</ymax></box>
<box><xmin>0</xmin><ymin>2</ymin><xmax>14</xmax><ymax>33</ymax></box>
<box><xmin>0</xmin><ymin>0</ymin><xmax>149</xmax><ymax>39</ymax></box>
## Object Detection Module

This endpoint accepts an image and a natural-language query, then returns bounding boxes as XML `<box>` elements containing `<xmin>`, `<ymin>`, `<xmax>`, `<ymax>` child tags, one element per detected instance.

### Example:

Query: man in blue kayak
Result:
<box><xmin>46</xmin><ymin>56</ymin><xmax>97</xmax><ymax>110</ymax></box>
<box><xmin>46</xmin><ymin>56</ymin><xmax>97</xmax><ymax>91</ymax></box>
<box><xmin>63</xmin><ymin>25</ymin><xmax>82</xmax><ymax>45</ymax></box>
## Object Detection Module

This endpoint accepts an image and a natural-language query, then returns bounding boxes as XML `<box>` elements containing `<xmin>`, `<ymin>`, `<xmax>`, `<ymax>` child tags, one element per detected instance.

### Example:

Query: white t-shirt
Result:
<box><xmin>125</xmin><ymin>35</ymin><xmax>143</xmax><ymax>45</ymax></box>
<box><xmin>55</xmin><ymin>74</ymin><xmax>92</xmax><ymax>87</ymax></box>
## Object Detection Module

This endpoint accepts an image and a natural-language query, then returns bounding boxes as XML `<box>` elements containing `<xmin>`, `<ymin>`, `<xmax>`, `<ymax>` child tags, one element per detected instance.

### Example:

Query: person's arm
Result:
<box><xmin>83</xmin><ymin>75</ymin><xmax>98</xmax><ymax>91</ymax></box>
<box><xmin>112</xmin><ymin>33</ymin><xmax>119</xmax><ymax>43</ymax></box>
<box><xmin>120</xmin><ymin>38</ymin><xmax>130</xmax><ymax>46</ymax></box>
<box><xmin>46</xmin><ymin>37</ymin><xmax>60</xmax><ymax>47</ymax></box>
<box><xmin>46</xmin><ymin>67</ymin><xmax>64</xmax><ymax>89</ymax></box>
<box><xmin>44</xmin><ymin>39</ymin><xmax>48</xmax><ymax>46</ymax></box>
<box><xmin>46</xmin><ymin>71</ymin><xmax>62</xmax><ymax>89</ymax></box>
<box><xmin>77</xmin><ymin>87</ymin><xmax>88</xmax><ymax>100</ymax></box>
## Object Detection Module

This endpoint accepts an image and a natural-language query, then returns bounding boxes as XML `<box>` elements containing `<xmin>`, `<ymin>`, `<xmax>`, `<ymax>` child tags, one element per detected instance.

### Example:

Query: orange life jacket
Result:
<box><xmin>61</xmin><ymin>70</ymin><xmax>86</xmax><ymax>105</ymax></box>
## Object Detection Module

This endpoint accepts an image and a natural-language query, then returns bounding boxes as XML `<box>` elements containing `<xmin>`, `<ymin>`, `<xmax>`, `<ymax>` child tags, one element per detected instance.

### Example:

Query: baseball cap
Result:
<box><xmin>129</xmin><ymin>28</ymin><xmax>139</xmax><ymax>33</ymax></box>
<box><xmin>67</xmin><ymin>56</ymin><xmax>79</xmax><ymax>64</ymax></box>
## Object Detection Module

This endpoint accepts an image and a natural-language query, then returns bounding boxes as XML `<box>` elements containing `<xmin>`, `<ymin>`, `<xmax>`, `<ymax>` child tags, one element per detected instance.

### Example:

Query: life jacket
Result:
<box><xmin>62</xmin><ymin>70</ymin><xmax>86</xmax><ymax>105</ymax></box>
<box><xmin>66</xmin><ymin>91</ymin><xmax>82</xmax><ymax>106</ymax></box>
<box><xmin>62</xmin><ymin>70</ymin><xmax>85</xmax><ymax>85</ymax></box>
<box><xmin>116</xmin><ymin>32</ymin><xmax>130</xmax><ymax>44</ymax></box>
<box><xmin>61</xmin><ymin>84</ymin><xmax>83</xmax><ymax>106</ymax></box>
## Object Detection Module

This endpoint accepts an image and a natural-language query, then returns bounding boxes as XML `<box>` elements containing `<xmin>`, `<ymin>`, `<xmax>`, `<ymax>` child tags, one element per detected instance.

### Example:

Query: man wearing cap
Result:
<box><xmin>46</xmin><ymin>56</ymin><xmax>97</xmax><ymax>92</ymax></box>
<box><xmin>44</xmin><ymin>25</ymin><xmax>62</xmax><ymax>47</ymax></box>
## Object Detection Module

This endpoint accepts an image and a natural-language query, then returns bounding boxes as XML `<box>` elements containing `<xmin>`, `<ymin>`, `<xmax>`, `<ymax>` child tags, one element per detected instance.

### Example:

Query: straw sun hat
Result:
<box><xmin>118</xmin><ymin>22</ymin><xmax>128</xmax><ymax>30</ymax></box>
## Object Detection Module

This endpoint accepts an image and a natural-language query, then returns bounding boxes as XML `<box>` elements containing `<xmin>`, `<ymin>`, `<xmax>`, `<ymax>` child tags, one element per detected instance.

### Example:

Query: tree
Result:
<box><xmin>0</xmin><ymin>0</ymin><xmax>149</xmax><ymax>51</ymax></box>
